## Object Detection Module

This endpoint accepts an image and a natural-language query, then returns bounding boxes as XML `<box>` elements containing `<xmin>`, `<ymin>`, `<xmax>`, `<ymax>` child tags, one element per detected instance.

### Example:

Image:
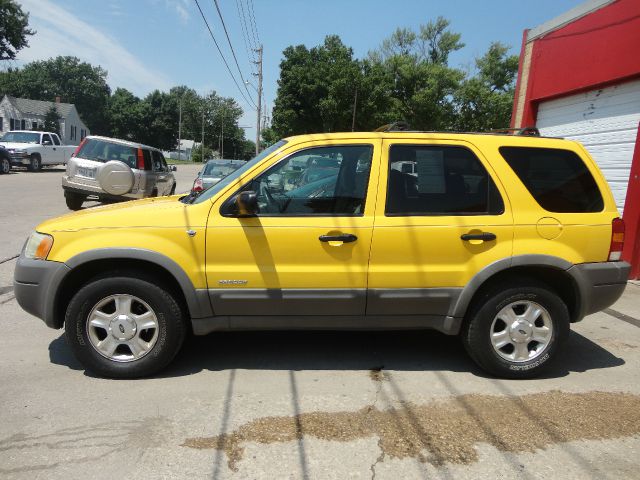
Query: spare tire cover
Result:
<box><xmin>97</xmin><ymin>160</ymin><xmax>134</xmax><ymax>196</ymax></box>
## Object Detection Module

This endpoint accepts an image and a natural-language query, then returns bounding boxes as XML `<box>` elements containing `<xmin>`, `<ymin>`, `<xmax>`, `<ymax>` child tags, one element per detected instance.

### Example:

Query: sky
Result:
<box><xmin>13</xmin><ymin>0</ymin><xmax>586</xmax><ymax>138</ymax></box>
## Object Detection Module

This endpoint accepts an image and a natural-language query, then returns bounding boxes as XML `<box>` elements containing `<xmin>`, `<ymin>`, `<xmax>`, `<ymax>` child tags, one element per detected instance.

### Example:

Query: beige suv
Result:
<box><xmin>62</xmin><ymin>136</ymin><xmax>177</xmax><ymax>210</ymax></box>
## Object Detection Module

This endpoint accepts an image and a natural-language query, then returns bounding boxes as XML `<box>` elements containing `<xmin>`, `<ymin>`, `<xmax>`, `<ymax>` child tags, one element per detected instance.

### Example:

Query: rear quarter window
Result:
<box><xmin>499</xmin><ymin>146</ymin><xmax>604</xmax><ymax>213</ymax></box>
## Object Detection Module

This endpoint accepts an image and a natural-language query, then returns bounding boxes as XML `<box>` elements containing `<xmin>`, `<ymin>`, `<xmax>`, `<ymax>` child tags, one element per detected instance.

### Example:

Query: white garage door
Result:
<box><xmin>537</xmin><ymin>79</ymin><xmax>640</xmax><ymax>215</ymax></box>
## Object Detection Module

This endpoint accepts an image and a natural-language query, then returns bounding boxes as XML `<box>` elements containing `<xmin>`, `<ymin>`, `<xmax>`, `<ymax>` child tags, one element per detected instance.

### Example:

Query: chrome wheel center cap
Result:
<box><xmin>510</xmin><ymin>320</ymin><xmax>533</xmax><ymax>343</ymax></box>
<box><xmin>109</xmin><ymin>315</ymin><xmax>137</xmax><ymax>341</ymax></box>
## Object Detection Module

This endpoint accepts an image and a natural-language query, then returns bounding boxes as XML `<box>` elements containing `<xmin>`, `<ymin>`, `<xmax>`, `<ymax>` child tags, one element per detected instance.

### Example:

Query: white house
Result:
<box><xmin>0</xmin><ymin>95</ymin><xmax>90</xmax><ymax>145</ymax></box>
<box><xmin>164</xmin><ymin>139</ymin><xmax>200</xmax><ymax>161</ymax></box>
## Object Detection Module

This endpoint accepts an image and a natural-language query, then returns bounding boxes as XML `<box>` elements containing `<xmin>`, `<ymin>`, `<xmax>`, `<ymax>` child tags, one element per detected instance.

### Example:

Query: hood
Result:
<box><xmin>36</xmin><ymin>196</ymin><xmax>210</xmax><ymax>233</ymax></box>
<box><xmin>0</xmin><ymin>142</ymin><xmax>35</xmax><ymax>151</ymax></box>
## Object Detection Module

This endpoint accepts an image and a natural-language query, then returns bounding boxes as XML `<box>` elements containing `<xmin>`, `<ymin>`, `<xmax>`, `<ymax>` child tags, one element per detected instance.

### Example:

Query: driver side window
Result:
<box><xmin>242</xmin><ymin>144</ymin><xmax>373</xmax><ymax>216</ymax></box>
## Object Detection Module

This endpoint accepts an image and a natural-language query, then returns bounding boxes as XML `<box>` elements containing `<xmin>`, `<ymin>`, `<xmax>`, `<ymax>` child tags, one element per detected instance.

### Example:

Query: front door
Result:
<box><xmin>367</xmin><ymin>139</ymin><xmax>514</xmax><ymax>316</ymax></box>
<box><xmin>206</xmin><ymin>139</ymin><xmax>381</xmax><ymax>318</ymax></box>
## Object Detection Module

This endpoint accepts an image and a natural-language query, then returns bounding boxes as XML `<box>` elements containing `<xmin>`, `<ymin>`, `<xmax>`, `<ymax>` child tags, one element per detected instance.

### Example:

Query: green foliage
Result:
<box><xmin>43</xmin><ymin>105</ymin><xmax>61</xmax><ymax>136</ymax></box>
<box><xmin>270</xmin><ymin>19</ymin><xmax>518</xmax><ymax>137</ymax></box>
<box><xmin>0</xmin><ymin>56</ymin><xmax>111</xmax><ymax>133</ymax></box>
<box><xmin>0</xmin><ymin>0</ymin><xmax>34</xmax><ymax>60</ymax></box>
<box><xmin>452</xmin><ymin>42</ymin><xmax>520</xmax><ymax>131</ymax></box>
<box><xmin>191</xmin><ymin>145</ymin><xmax>214</xmax><ymax>163</ymax></box>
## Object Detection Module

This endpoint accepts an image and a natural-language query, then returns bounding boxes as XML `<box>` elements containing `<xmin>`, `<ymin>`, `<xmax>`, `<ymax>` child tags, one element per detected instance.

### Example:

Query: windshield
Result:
<box><xmin>1</xmin><ymin>132</ymin><xmax>40</xmax><ymax>144</ymax></box>
<box><xmin>76</xmin><ymin>138</ymin><xmax>138</xmax><ymax>167</ymax></box>
<box><xmin>191</xmin><ymin>140</ymin><xmax>288</xmax><ymax>204</ymax></box>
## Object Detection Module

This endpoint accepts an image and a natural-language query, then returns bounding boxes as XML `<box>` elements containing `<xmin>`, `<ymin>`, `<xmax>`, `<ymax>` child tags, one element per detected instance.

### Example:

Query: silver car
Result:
<box><xmin>62</xmin><ymin>136</ymin><xmax>177</xmax><ymax>210</ymax></box>
<box><xmin>192</xmin><ymin>159</ymin><xmax>245</xmax><ymax>193</ymax></box>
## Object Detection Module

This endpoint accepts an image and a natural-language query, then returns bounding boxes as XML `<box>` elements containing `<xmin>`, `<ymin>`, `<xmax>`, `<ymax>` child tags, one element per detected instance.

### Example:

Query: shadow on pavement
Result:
<box><xmin>48</xmin><ymin>329</ymin><xmax>625</xmax><ymax>379</ymax></box>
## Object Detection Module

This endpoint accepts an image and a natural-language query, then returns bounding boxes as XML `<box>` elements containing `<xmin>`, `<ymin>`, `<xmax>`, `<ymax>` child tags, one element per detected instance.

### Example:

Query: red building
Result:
<box><xmin>511</xmin><ymin>0</ymin><xmax>640</xmax><ymax>278</ymax></box>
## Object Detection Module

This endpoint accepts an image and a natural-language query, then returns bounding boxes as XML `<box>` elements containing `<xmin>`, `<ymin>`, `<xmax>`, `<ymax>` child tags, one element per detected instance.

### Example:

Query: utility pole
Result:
<box><xmin>253</xmin><ymin>45</ymin><xmax>263</xmax><ymax>156</ymax></box>
<box><xmin>351</xmin><ymin>86</ymin><xmax>358</xmax><ymax>132</ymax></box>
<box><xmin>178</xmin><ymin>97</ymin><xmax>183</xmax><ymax>162</ymax></box>
<box><xmin>219</xmin><ymin>105</ymin><xmax>225</xmax><ymax>159</ymax></box>
<box><xmin>201</xmin><ymin>107</ymin><xmax>205</xmax><ymax>162</ymax></box>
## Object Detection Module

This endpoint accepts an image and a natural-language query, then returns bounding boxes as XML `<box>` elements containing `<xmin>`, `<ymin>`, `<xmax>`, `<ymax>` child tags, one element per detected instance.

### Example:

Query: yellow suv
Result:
<box><xmin>14</xmin><ymin>130</ymin><xmax>630</xmax><ymax>378</ymax></box>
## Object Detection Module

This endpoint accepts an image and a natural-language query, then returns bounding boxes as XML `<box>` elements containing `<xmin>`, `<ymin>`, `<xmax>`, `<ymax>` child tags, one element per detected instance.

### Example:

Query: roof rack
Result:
<box><xmin>488</xmin><ymin>127</ymin><xmax>540</xmax><ymax>136</ymax></box>
<box><xmin>374</xmin><ymin>121</ymin><xmax>411</xmax><ymax>132</ymax></box>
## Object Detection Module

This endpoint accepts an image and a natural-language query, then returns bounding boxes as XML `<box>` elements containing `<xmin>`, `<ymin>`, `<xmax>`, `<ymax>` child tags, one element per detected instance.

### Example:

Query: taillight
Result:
<box><xmin>137</xmin><ymin>148</ymin><xmax>145</xmax><ymax>170</ymax></box>
<box><xmin>608</xmin><ymin>217</ymin><xmax>625</xmax><ymax>261</ymax></box>
<box><xmin>192</xmin><ymin>177</ymin><xmax>203</xmax><ymax>192</ymax></box>
<box><xmin>72</xmin><ymin>138</ymin><xmax>86</xmax><ymax>157</ymax></box>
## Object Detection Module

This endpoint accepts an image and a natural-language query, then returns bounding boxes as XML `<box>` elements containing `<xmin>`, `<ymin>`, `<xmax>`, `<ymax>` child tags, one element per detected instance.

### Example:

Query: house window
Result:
<box><xmin>80</xmin><ymin>128</ymin><xmax>85</xmax><ymax>140</ymax></box>
<box><xmin>0</xmin><ymin>117</ymin><xmax>3</xmax><ymax>131</ymax></box>
<box><xmin>21</xmin><ymin>119</ymin><xmax>26</xmax><ymax>130</ymax></box>
<box><xmin>31</xmin><ymin>121</ymin><xmax>38</xmax><ymax>130</ymax></box>
<box><xmin>9</xmin><ymin>118</ymin><xmax>14</xmax><ymax>130</ymax></box>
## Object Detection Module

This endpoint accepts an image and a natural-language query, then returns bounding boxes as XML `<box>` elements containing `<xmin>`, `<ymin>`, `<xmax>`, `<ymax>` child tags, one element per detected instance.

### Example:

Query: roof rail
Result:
<box><xmin>374</xmin><ymin>121</ymin><xmax>411</xmax><ymax>132</ymax></box>
<box><xmin>489</xmin><ymin>126</ymin><xmax>540</xmax><ymax>136</ymax></box>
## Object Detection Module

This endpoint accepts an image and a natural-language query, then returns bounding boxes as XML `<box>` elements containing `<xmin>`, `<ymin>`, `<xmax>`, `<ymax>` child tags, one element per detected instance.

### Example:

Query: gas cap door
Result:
<box><xmin>536</xmin><ymin>217</ymin><xmax>563</xmax><ymax>240</ymax></box>
<box><xmin>97</xmin><ymin>160</ymin><xmax>134</xmax><ymax>196</ymax></box>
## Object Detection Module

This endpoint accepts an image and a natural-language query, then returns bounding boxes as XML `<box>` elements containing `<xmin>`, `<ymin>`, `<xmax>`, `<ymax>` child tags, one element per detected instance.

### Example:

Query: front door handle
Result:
<box><xmin>461</xmin><ymin>232</ymin><xmax>496</xmax><ymax>241</ymax></box>
<box><xmin>319</xmin><ymin>234</ymin><xmax>358</xmax><ymax>243</ymax></box>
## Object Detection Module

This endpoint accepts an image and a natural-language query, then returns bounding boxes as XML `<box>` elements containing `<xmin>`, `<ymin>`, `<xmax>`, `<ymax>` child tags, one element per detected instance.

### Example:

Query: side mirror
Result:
<box><xmin>42</xmin><ymin>140</ymin><xmax>52</xmax><ymax>146</ymax></box>
<box><xmin>235</xmin><ymin>190</ymin><xmax>258</xmax><ymax>217</ymax></box>
<box><xmin>171</xmin><ymin>165</ymin><xmax>177</xmax><ymax>171</ymax></box>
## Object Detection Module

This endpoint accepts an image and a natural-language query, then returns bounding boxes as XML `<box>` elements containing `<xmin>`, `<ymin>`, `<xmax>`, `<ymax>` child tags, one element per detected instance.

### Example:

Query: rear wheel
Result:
<box><xmin>462</xmin><ymin>281</ymin><xmax>569</xmax><ymax>379</ymax></box>
<box><xmin>64</xmin><ymin>274</ymin><xmax>187</xmax><ymax>378</ymax></box>
<box><xmin>28</xmin><ymin>154</ymin><xmax>41</xmax><ymax>172</ymax></box>
<box><xmin>65</xmin><ymin>192</ymin><xmax>85</xmax><ymax>210</ymax></box>
<box><xmin>0</xmin><ymin>156</ymin><xmax>10</xmax><ymax>174</ymax></box>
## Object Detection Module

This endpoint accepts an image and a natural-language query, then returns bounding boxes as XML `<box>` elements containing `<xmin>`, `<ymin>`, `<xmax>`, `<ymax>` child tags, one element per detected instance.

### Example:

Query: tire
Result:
<box><xmin>64</xmin><ymin>274</ymin><xmax>187</xmax><ymax>378</ymax></box>
<box><xmin>65</xmin><ymin>192</ymin><xmax>85</xmax><ymax>210</ymax></box>
<box><xmin>28</xmin><ymin>154</ymin><xmax>41</xmax><ymax>172</ymax></box>
<box><xmin>0</xmin><ymin>156</ymin><xmax>10</xmax><ymax>174</ymax></box>
<box><xmin>461</xmin><ymin>280</ymin><xmax>569</xmax><ymax>379</ymax></box>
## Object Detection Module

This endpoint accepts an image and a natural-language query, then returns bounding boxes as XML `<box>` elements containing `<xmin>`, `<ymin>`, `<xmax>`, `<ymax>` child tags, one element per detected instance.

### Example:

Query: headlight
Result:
<box><xmin>24</xmin><ymin>232</ymin><xmax>54</xmax><ymax>260</ymax></box>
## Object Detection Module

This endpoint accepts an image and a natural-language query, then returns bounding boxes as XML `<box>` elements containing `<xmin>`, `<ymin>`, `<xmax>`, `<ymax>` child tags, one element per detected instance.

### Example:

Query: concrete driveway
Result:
<box><xmin>1</xmin><ymin>167</ymin><xmax>640</xmax><ymax>479</ymax></box>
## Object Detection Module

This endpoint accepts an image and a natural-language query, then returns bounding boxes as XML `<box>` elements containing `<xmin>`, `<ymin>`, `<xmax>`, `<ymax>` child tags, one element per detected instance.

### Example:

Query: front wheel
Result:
<box><xmin>462</xmin><ymin>282</ymin><xmax>569</xmax><ymax>379</ymax></box>
<box><xmin>0</xmin><ymin>156</ymin><xmax>10</xmax><ymax>174</ymax></box>
<box><xmin>65</xmin><ymin>275</ymin><xmax>187</xmax><ymax>378</ymax></box>
<box><xmin>28</xmin><ymin>155</ymin><xmax>41</xmax><ymax>172</ymax></box>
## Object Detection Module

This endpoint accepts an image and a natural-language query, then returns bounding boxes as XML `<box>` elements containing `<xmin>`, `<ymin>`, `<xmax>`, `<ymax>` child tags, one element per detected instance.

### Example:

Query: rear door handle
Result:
<box><xmin>461</xmin><ymin>232</ymin><xmax>496</xmax><ymax>241</ymax></box>
<box><xmin>319</xmin><ymin>234</ymin><xmax>358</xmax><ymax>243</ymax></box>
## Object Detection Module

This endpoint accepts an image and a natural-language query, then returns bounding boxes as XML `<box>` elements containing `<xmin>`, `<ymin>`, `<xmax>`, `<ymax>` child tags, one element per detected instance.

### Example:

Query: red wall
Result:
<box><xmin>520</xmin><ymin>0</ymin><xmax>640</xmax><ymax>126</ymax></box>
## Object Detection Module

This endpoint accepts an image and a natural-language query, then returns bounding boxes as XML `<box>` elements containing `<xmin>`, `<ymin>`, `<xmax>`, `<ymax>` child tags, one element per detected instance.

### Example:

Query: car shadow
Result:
<box><xmin>48</xmin><ymin>329</ymin><xmax>625</xmax><ymax>379</ymax></box>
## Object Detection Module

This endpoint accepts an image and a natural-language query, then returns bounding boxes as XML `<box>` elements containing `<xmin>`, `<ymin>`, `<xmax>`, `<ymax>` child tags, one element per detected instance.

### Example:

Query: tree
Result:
<box><xmin>0</xmin><ymin>0</ymin><xmax>35</xmax><ymax>60</ymax></box>
<box><xmin>107</xmin><ymin>88</ymin><xmax>146</xmax><ymax>141</ymax></box>
<box><xmin>0</xmin><ymin>56</ymin><xmax>111</xmax><ymax>133</ymax></box>
<box><xmin>191</xmin><ymin>145</ymin><xmax>214</xmax><ymax>163</ymax></box>
<box><xmin>452</xmin><ymin>42</ymin><xmax>519</xmax><ymax>131</ymax></box>
<box><xmin>43</xmin><ymin>105</ymin><xmax>61</xmax><ymax>136</ymax></box>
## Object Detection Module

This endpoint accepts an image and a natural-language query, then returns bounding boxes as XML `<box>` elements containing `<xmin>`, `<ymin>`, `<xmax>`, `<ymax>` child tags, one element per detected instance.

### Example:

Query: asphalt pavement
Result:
<box><xmin>1</xmin><ymin>166</ymin><xmax>640</xmax><ymax>479</ymax></box>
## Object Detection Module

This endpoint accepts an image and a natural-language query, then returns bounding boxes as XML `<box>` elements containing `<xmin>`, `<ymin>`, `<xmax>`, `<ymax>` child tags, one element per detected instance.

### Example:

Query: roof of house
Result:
<box><xmin>3</xmin><ymin>95</ymin><xmax>75</xmax><ymax>118</ymax></box>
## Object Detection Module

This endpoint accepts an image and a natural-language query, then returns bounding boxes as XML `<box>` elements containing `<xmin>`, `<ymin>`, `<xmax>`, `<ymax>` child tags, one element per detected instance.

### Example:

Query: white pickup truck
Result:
<box><xmin>0</xmin><ymin>131</ymin><xmax>76</xmax><ymax>171</ymax></box>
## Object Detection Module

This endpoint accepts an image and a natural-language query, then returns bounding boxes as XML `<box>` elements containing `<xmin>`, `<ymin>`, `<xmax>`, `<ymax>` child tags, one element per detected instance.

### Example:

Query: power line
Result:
<box><xmin>235</xmin><ymin>0</ymin><xmax>257</xmax><ymax>68</ymax></box>
<box><xmin>245</xmin><ymin>0</ymin><xmax>261</xmax><ymax>47</ymax></box>
<box><xmin>211</xmin><ymin>0</ymin><xmax>257</xmax><ymax>107</ymax></box>
<box><xmin>193</xmin><ymin>0</ymin><xmax>257</xmax><ymax>109</ymax></box>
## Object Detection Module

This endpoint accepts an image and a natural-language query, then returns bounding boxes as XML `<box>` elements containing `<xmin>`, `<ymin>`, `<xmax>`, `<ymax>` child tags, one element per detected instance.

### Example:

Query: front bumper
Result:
<box><xmin>569</xmin><ymin>261</ymin><xmax>630</xmax><ymax>320</ymax></box>
<box><xmin>10</xmin><ymin>154</ymin><xmax>29</xmax><ymax>166</ymax></box>
<box><xmin>14</xmin><ymin>254</ymin><xmax>70</xmax><ymax>329</ymax></box>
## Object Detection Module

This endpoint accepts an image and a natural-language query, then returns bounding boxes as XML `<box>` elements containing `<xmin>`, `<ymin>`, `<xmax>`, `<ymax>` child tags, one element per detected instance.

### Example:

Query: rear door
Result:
<box><xmin>205</xmin><ymin>139</ymin><xmax>381</xmax><ymax>318</ymax></box>
<box><xmin>367</xmin><ymin>138</ymin><xmax>514</xmax><ymax>316</ymax></box>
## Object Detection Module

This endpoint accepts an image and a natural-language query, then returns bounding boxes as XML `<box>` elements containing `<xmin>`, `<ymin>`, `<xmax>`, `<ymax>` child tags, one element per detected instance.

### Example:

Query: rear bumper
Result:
<box><xmin>569</xmin><ymin>261</ymin><xmax>630</xmax><ymax>321</ymax></box>
<box><xmin>13</xmin><ymin>254</ymin><xmax>70</xmax><ymax>329</ymax></box>
<box><xmin>62</xmin><ymin>176</ymin><xmax>145</xmax><ymax>200</ymax></box>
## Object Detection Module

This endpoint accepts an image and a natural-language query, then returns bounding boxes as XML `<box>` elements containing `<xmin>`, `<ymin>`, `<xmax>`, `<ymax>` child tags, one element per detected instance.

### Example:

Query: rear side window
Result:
<box><xmin>386</xmin><ymin>145</ymin><xmax>504</xmax><ymax>216</ymax></box>
<box><xmin>77</xmin><ymin>139</ymin><xmax>138</xmax><ymax>168</ymax></box>
<box><xmin>499</xmin><ymin>147</ymin><xmax>603</xmax><ymax>213</ymax></box>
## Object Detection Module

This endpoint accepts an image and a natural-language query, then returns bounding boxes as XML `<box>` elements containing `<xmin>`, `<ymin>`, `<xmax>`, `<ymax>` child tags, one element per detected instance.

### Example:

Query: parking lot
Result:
<box><xmin>1</xmin><ymin>166</ymin><xmax>640</xmax><ymax>479</ymax></box>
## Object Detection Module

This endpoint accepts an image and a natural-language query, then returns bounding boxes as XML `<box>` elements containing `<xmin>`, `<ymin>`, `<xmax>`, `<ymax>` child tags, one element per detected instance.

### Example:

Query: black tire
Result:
<box><xmin>64</xmin><ymin>274</ymin><xmax>187</xmax><ymax>378</ymax></box>
<box><xmin>28</xmin><ymin>154</ymin><xmax>41</xmax><ymax>172</ymax></box>
<box><xmin>461</xmin><ymin>280</ymin><xmax>570</xmax><ymax>379</ymax></box>
<box><xmin>0</xmin><ymin>156</ymin><xmax>10</xmax><ymax>174</ymax></box>
<box><xmin>65</xmin><ymin>192</ymin><xmax>85</xmax><ymax>210</ymax></box>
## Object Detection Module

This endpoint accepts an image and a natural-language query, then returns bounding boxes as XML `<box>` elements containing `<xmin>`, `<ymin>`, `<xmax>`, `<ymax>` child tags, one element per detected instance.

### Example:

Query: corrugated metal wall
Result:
<box><xmin>536</xmin><ymin>79</ymin><xmax>640</xmax><ymax>215</ymax></box>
